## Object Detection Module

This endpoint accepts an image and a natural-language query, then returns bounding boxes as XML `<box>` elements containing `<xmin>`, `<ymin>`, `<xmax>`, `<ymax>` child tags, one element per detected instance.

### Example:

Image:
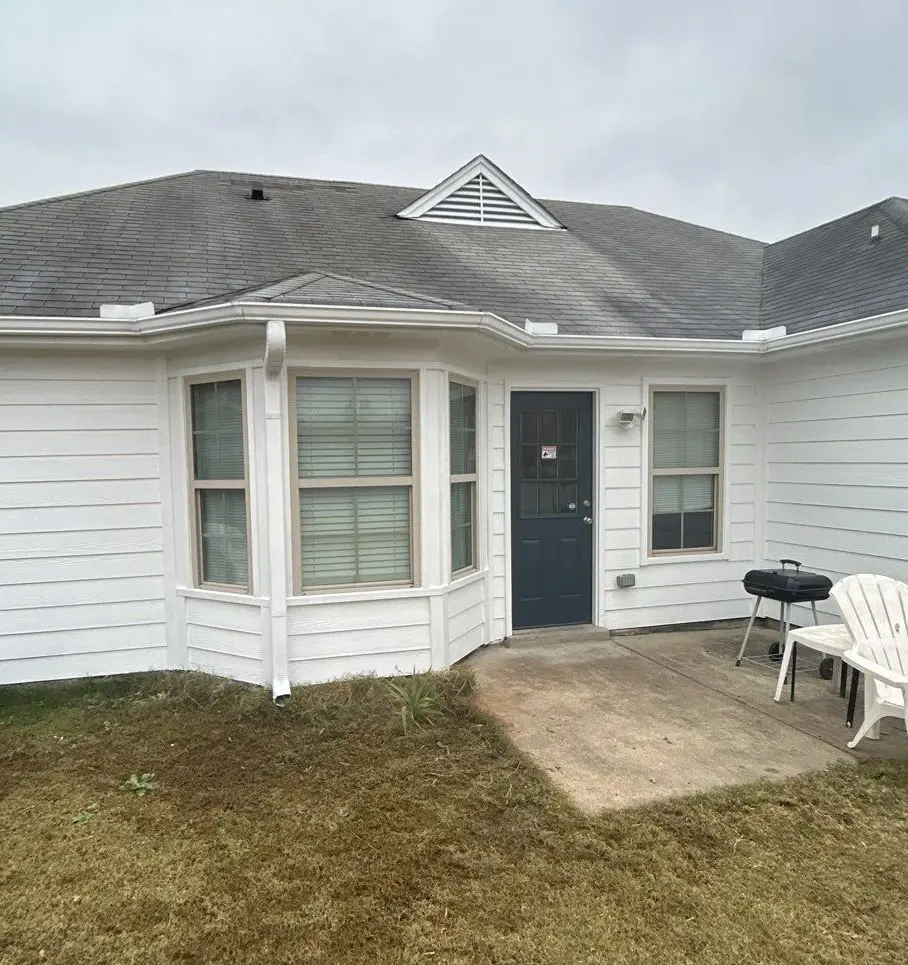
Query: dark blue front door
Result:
<box><xmin>510</xmin><ymin>392</ymin><xmax>594</xmax><ymax>630</ymax></box>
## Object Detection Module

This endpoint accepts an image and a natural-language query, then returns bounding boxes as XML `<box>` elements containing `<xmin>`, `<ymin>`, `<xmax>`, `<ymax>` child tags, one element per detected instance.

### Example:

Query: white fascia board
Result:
<box><xmin>761</xmin><ymin>305</ymin><xmax>908</xmax><ymax>353</ymax></box>
<box><xmin>396</xmin><ymin>154</ymin><xmax>563</xmax><ymax>229</ymax></box>
<box><xmin>3</xmin><ymin>301</ymin><xmax>908</xmax><ymax>357</ymax></box>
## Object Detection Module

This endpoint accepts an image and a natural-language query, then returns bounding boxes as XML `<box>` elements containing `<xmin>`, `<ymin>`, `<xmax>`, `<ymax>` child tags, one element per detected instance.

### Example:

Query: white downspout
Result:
<box><xmin>263</xmin><ymin>320</ymin><xmax>291</xmax><ymax>704</ymax></box>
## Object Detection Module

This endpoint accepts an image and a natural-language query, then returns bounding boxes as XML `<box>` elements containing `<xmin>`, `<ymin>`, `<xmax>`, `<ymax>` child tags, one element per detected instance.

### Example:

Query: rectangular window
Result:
<box><xmin>450</xmin><ymin>381</ymin><xmax>477</xmax><ymax>573</ymax></box>
<box><xmin>650</xmin><ymin>389</ymin><xmax>722</xmax><ymax>554</ymax></box>
<box><xmin>189</xmin><ymin>377</ymin><xmax>250</xmax><ymax>589</ymax></box>
<box><xmin>295</xmin><ymin>375</ymin><xmax>415</xmax><ymax>590</ymax></box>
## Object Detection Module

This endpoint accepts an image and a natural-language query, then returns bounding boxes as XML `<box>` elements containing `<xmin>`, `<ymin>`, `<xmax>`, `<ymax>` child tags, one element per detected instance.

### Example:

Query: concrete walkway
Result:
<box><xmin>467</xmin><ymin>625</ymin><xmax>908</xmax><ymax>811</ymax></box>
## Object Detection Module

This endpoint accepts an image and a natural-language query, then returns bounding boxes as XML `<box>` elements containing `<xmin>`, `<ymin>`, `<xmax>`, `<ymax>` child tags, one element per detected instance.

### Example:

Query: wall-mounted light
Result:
<box><xmin>617</xmin><ymin>406</ymin><xmax>646</xmax><ymax>428</ymax></box>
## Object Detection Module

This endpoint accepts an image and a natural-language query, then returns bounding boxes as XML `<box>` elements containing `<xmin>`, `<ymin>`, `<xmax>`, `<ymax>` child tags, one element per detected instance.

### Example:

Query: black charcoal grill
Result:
<box><xmin>735</xmin><ymin>559</ymin><xmax>833</xmax><ymax>671</ymax></box>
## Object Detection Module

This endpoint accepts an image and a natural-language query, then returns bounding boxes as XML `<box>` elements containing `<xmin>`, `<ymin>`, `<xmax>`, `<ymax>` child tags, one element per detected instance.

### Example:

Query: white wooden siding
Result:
<box><xmin>0</xmin><ymin>354</ymin><xmax>167</xmax><ymax>684</ymax></box>
<box><xmin>447</xmin><ymin>576</ymin><xmax>486</xmax><ymax>663</ymax></box>
<box><xmin>287</xmin><ymin>596</ymin><xmax>432</xmax><ymax>684</ymax></box>
<box><xmin>184</xmin><ymin>595</ymin><xmax>264</xmax><ymax>685</ymax></box>
<box><xmin>765</xmin><ymin>342</ymin><xmax>908</xmax><ymax>623</ymax></box>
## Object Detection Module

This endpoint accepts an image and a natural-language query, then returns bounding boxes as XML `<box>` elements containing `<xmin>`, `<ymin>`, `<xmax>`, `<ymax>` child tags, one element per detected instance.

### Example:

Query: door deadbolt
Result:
<box><xmin>583</xmin><ymin>499</ymin><xmax>592</xmax><ymax>508</ymax></box>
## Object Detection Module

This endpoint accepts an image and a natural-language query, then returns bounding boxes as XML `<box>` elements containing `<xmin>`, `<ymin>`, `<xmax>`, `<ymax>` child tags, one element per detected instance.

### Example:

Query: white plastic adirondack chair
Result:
<box><xmin>829</xmin><ymin>574</ymin><xmax>908</xmax><ymax>749</ymax></box>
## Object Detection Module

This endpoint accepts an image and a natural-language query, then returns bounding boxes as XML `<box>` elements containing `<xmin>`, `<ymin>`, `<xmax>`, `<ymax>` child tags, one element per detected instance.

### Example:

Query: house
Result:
<box><xmin>2</xmin><ymin>154</ymin><xmax>907</xmax><ymax>699</ymax></box>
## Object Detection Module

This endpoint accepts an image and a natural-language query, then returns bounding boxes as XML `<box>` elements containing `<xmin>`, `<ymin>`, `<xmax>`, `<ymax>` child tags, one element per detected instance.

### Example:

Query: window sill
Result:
<box><xmin>640</xmin><ymin>552</ymin><xmax>729</xmax><ymax>566</ymax></box>
<box><xmin>178</xmin><ymin>586</ymin><xmax>265</xmax><ymax>606</ymax></box>
<box><xmin>450</xmin><ymin>567</ymin><xmax>486</xmax><ymax>588</ymax></box>
<box><xmin>289</xmin><ymin>585</ymin><xmax>429</xmax><ymax>606</ymax></box>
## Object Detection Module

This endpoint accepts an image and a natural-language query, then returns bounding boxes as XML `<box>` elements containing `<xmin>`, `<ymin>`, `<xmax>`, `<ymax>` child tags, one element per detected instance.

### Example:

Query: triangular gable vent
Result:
<box><xmin>397</xmin><ymin>155</ymin><xmax>562</xmax><ymax>230</ymax></box>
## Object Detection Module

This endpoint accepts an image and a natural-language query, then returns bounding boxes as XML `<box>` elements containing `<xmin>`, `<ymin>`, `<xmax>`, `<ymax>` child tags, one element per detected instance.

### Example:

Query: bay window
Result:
<box><xmin>295</xmin><ymin>375</ymin><xmax>415</xmax><ymax>590</ymax></box>
<box><xmin>650</xmin><ymin>389</ymin><xmax>723</xmax><ymax>554</ymax></box>
<box><xmin>449</xmin><ymin>381</ymin><xmax>477</xmax><ymax>574</ymax></box>
<box><xmin>188</xmin><ymin>377</ymin><xmax>250</xmax><ymax>590</ymax></box>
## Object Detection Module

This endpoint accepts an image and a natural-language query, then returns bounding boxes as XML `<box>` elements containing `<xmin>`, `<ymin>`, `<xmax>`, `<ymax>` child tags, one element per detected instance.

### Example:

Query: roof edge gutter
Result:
<box><xmin>2</xmin><ymin>300</ymin><xmax>907</xmax><ymax>355</ymax></box>
<box><xmin>762</xmin><ymin>306</ymin><xmax>908</xmax><ymax>353</ymax></box>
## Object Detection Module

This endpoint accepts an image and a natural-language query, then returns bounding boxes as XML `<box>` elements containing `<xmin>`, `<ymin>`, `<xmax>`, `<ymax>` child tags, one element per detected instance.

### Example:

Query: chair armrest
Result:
<box><xmin>843</xmin><ymin>648</ymin><xmax>908</xmax><ymax>688</ymax></box>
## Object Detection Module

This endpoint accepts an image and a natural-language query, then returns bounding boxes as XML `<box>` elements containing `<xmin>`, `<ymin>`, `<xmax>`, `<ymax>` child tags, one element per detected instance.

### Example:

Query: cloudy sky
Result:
<box><xmin>1</xmin><ymin>0</ymin><xmax>905</xmax><ymax>240</ymax></box>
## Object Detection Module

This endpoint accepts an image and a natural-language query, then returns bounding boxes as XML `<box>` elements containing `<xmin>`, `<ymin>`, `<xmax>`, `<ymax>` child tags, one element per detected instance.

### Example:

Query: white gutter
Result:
<box><xmin>761</xmin><ymin>305</ymin><xmax>908</xmax><ymax>353</ymax></box>
<box><xmin>1</xmin><ymin>300</ymin><xmax>906</xmax><ymax>356</ymax></box>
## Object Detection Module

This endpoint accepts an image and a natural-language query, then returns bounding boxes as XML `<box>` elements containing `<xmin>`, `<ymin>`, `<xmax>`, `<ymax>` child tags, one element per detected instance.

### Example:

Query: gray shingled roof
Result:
<box><xmin>0</xmin><ymin>167</ymin><xmax>905</xmax><ymax>338</ymax></box>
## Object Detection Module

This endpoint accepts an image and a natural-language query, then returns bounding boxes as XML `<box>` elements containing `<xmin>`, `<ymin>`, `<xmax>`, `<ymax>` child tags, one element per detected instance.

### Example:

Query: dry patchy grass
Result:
<box><xmin>1</xmin><ymin>670</ymin><xmax>907</xmax><ymax>964</ymax></box>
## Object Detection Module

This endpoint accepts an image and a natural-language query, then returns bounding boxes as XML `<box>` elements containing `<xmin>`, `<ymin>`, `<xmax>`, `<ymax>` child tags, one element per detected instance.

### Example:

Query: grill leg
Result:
<box><xmin>810</xmin><ymin>600</ymin><xmax>819</xmax><ymax>625</ymax></box>
<box><xmin>735</xmin><ymin>596</ymin><xmax>762</xmax><ymax>666</ymax></box>
<box><xmin>839</xmin><ymin>660</ymin><xmax>848</xmax><ymax>699</ymax></box>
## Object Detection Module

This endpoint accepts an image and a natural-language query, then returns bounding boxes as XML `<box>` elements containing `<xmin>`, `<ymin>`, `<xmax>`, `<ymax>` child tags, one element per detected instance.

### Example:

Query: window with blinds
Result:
<box><xmin>450</xmin><ymin>381</ymin><xmax>477</xmax><ymax>573</ymax></box>
<box><xmin>189</xmin><ymin>377</ymin><xmax>250</xmax><ymax>589</ymax></box>
<box><xmin>295</xmin><ymin>376</ymin><xmax>415</xmax><ymax>589</ymax></box>
<box><xmin>650</xmin><ymin>389</ymin><xmax>722</xmax><ymax>553</ymax></box>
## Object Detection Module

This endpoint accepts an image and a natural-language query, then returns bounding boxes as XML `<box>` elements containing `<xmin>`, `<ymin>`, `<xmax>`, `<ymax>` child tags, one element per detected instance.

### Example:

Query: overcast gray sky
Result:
<box><xmin>1</xmin><ymin>0</ymin><xmax>906</xmax><ymax>240</ymax></box>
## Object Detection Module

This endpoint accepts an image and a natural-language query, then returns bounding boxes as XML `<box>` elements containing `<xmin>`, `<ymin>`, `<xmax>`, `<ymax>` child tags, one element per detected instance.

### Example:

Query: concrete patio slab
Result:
<box><xmin>467</xmin><ymin>625</ymin><xmax>908</xmax><ymax>811</ymax></box>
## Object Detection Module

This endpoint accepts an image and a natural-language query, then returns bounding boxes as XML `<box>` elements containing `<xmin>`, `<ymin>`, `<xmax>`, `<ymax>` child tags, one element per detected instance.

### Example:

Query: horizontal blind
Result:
<box><xmin>451</xmin><ymin>481</ymin><xmax>474</xmax><ymax>571</ymax></box>
<box><xmin>300</xmin><ymin>486</ymin><xmax>411</xmax><ymax>587</ymax></box>
<box><xmin>191</xmin><ymin>380</ymin><xmax>245</xmax><ymax>480</ymax></box>
<box><xmin>297</xmin><ymin>377</ymin><xmax>412</xmax><ymax>478</ymax></box>
<box><xmin>449</xmin><ymin>382</ymin><xmax>476</xmax><ymax>475</ymax></box>
<box><xmin>199</xmin><ymin>489</ymin><xmax>248</xmax><ymax>585</ymax></box>
<box><xmin>653</xmin><ymin>391</ymin><xmax>720</xmax><ymax>470</ymax></box>
<box><xmin>652</xmin><ymin>475</ymin><xmax>715</xmax><ymax>514</ymax></box>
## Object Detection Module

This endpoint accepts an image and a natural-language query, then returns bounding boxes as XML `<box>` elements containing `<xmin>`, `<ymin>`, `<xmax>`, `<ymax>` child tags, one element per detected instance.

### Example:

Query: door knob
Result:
<box><xmin>583</xmin><ymin>516</ymin><xmax>593</xmax><ymax>525</ymax></box>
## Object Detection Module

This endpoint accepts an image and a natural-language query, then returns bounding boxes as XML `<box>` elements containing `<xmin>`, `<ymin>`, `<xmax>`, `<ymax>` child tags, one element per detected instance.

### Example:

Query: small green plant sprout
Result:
<box><xmin>72</xmin><ymin>803</ymin><xmax>101</xmax><ymax>823</ymax></box>
<box><xmin>385</xmin><ymin>676</ymin><xmax>443</xmax><ymax>734</ymax></box>
<box><xmin>120</xmin><ymin>773</ymin><xmax>159</xmax><ymax>796</ymax></box>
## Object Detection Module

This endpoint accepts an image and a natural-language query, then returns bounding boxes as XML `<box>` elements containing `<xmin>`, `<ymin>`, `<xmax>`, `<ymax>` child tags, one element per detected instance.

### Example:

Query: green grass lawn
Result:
<box><xmin>2</xmin><ymin>670</ymin><xmax>907</xmax><ymax>965</ymax></box>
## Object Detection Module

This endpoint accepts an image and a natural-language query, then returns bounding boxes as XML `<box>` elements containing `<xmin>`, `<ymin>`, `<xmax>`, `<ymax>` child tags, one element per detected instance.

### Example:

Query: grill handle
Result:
<box><xmin>779</xmin><ymin>558</ymin><xmax>801</xmax><ymax>570</ymax></box>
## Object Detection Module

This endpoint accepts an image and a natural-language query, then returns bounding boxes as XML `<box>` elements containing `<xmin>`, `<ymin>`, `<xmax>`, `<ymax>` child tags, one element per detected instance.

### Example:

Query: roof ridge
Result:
<box><xmin>314</xmin><ymin>270</ymin><xmax>470</xmax><ymax>308</ymax></box>
<box><xmin>0</xmin><ymin>170</ymin><xmax>204</xmax><ymax>215</ymax></box>
<box><xmin>874</xmin><ymin>197</ymin><xmax>908</xmax><ymax>241</ymax></box>
<box><xmin>766</xmin><ymin>196</ymin><xmax>898</xmax><ymax>246</ymax></box>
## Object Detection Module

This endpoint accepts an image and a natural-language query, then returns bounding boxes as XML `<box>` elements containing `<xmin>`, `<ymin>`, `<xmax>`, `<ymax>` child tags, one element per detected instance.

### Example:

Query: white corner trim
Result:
<box><xmin>263</xmin><ymin>319</ymin><xmax>286</xmax><ymax>375</ymax></box>
<box><xmin>396</xmin><ymin>154</ymin><xmax>563</xmax><ymax>229</ymax></box>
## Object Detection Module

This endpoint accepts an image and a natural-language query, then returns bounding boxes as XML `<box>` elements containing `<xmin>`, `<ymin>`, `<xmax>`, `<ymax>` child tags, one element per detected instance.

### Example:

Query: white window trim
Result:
<box><xmin>289</xmin><ymin>369</ymin><xmax>421</xmax><ymax>594</ymax></box>
<box><xmin>184</xmin><ymin>371</ymin><xmax>253</xmax><ymax>593</ymax></box>
<box><xmin>640</xmin><ymin>380</ymin><xmax>730</xmax><ymax>564</ymax></box>
<box><xmin>449</xmin><ymin>375</ymin><xmax>479</xmax><ymax>578</ymax></box>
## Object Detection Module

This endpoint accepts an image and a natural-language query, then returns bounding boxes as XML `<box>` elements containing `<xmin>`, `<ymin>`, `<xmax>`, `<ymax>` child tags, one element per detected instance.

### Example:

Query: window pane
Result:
<box><xmin>653</xmin><ymin>391</ymin><xmax>720</xmax><ymax>470</ymax></box>
<box><xmin>300</xmin><ymin>486</ymin><xmax>411</xmax><ymax>587</ymax></box>
<box><xmin>652</xmin><ymin>474</ymin><xmax>716</xmax><ymax>551</ymax></box>
<box><xmin>451</xmin><ymin>481</ymin><xmax>474</xmax><ymax>572</ymax></box>
<box><xmin>191</xmin><ymin>380</ymin><xmax>245</xmax><ymax>480</ymax></box>
<box><xmin>199</xmin><ymin>489</ymin><xmax>248</xmax><ymax>585</ymax></box>
<box><xmin>450</xmin><ymin>382</ymin><xmax>476</xmax><ymax>476</ymax></box>
<box><xmin>297</xmin><ymin>377</ymin><xmax>412</xmax><ymax>478</ymax></box>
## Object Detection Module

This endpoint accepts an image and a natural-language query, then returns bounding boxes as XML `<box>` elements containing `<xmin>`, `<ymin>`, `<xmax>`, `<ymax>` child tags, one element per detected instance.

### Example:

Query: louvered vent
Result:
<box><xmin>424</xmin><ymin>174</ymin><xmax>540</xmax><ymax>226</ymax></box>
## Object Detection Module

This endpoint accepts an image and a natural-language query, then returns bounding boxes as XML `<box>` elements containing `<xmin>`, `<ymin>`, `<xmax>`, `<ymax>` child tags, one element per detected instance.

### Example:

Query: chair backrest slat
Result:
<box><xmin>830</xmin><ymin>574</ymin><xmax>908</xmax><ymax>677</ymax></box>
